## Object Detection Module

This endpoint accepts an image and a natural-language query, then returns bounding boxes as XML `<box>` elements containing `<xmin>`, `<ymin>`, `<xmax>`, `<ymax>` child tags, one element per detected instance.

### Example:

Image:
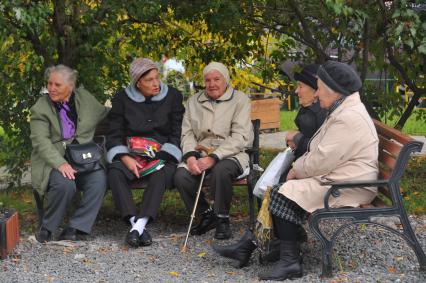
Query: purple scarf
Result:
<box><xmin>58</xmin><ymin>102</ymin><xmax>76</xmax><ymax>139</ymax></box>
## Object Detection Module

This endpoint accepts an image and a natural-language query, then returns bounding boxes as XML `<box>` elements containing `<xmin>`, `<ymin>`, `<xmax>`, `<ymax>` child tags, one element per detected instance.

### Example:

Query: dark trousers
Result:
<box><xmin>174</xmin><ymin>159</ymin><xmax>242</xmax><ymax>216</ymax></box>
<box><xmin>107</xmin><ymin>162</ymin><xmax>175</xmax><ymax>220</ymax></box>
<box><xmin>43</xmin><ymin>169</ymin><xmax>107</xmax><ymax>234</ymax></box>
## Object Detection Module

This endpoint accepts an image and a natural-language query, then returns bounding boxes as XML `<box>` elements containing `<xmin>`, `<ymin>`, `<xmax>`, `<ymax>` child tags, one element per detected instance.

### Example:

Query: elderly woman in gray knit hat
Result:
<box><xmin>174</xmin><ymin>62</ymin><xmax>253</xmax><ymax>240</ymax></box>
<box><xmin>214</xmin><ymin>61</ymin><xmax>379</xmax><ymax>281</ymax></box>
<box><xmin>106</xmin><ymin>58</ymin><xmax>184</xmax><ymax>247</ymax></box>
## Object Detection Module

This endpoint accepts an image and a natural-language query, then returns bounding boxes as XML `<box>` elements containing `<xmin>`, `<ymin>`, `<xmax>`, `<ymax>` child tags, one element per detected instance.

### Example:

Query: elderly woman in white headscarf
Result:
<box><xmin>174</xmin><ymin>62</ymin><xmax>253</xmax><ymax>240</ymax></box>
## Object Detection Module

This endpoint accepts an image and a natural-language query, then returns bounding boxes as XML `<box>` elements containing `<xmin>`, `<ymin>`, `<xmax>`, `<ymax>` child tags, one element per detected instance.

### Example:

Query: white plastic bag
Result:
<box><xmin>253</xmin><ymin>147</ymin><xmax>295</xmax><ymax>198</ymax></box>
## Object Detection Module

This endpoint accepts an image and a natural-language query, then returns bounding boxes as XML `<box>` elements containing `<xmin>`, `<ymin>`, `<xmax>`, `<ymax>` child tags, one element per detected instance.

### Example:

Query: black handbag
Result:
<box><xmin>65</xmin><ymin>142</ymin><xmax>102</xmax><ymax>174</ymax></box>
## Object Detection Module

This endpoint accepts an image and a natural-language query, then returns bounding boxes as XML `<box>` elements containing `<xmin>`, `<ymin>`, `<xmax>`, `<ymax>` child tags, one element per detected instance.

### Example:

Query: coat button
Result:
<box><xmin>207</xmin><ymin>129</ymin><xmax>211</xmax><ymax>132</ymax></box>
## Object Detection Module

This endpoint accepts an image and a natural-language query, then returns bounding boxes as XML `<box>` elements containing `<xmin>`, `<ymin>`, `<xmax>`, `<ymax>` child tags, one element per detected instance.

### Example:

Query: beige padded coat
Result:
<box><xmin>180</xmin><ymin>87</ymin><xmax>253</xmax><ymax>170</ymax></box>
<box><xmin>279</xmin><ymin>93</ymin><xmax>379</xmax><ymax>213</ymax></box>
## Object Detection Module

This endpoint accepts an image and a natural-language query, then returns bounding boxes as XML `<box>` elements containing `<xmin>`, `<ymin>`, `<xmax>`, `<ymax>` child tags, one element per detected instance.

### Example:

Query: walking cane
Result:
<box><xmin>181</xmin><ymin>170</ymin><xmax>206</xmax><ymax>252</ymax></box>
<box><xmin>181</xmin><ymin>145</ymin><xmax>212</xmax><ymax>252</ymax></box>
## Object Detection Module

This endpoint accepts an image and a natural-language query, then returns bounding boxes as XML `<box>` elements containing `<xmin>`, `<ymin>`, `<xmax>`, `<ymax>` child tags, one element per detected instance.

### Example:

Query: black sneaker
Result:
<box><xmin>35</xmin><ymin>227</ymin><xmax>52</xmax><ymax>243</ymax></box>
<box><xmin>214</xmin><ymin>217</ymin><xmax>232</xmax><ymax>240</ymax></box>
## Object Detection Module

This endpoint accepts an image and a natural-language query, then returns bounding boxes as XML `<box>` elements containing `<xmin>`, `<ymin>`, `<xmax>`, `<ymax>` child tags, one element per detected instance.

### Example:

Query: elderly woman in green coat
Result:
<box><xmin>30</xmin><ymin>65</ymin><xmax>109</xmax><ymax>243</ymax></box>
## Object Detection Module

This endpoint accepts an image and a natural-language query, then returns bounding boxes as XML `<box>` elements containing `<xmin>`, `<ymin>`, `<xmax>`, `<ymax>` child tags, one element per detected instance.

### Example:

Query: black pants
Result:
<box><xmin>174</xmin><ymin>159</ymin><xmax>242</xmax><ymax>216</ymax></box>
<box><xmin>107</xmin><ymin>162</ymin><xmax>176</xmax><ymax>220</ymax></box>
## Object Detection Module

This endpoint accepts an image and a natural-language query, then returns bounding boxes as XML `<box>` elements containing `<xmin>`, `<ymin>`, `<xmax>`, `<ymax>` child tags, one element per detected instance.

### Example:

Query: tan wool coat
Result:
<box><xmin>180</xmin><ymin>87</ymin><xmax>253</xmax><ymax>170</ymax></box>
<box><xmin>279</xmin><ymin>93</ymin><xmax>379</xmax><ymax>213</ymax></box>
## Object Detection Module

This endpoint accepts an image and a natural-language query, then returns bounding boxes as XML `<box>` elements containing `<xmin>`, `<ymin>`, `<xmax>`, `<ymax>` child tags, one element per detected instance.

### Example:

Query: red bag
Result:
<box><xmin>127</xmin><ymin>137</ymin><xmax>165</xmax><ymax>177</ymax></box>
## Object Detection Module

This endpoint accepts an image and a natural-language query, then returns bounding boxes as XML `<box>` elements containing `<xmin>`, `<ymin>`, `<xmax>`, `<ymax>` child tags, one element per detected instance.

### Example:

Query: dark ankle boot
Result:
<box><xmin>213</xmin><ymin>230</ymin><xmax>257</xmax><ymax>268</ymax></box>
<box><xmin>258</xmin><ymin>241</ymin><xmax>303</xmax><ymax>281</ymax></box>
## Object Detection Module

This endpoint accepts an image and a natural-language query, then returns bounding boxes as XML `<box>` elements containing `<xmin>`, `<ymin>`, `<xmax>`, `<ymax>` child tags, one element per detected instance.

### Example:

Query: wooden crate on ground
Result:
<box><xmin>251</xmin><ymin>98</ymin><xmax>281</xmax><ymax>131</ymax></box>
<box><xmin>0</xmin><ymin>209</ymin><xmax>19</xmax><ymax>259</ymax></box>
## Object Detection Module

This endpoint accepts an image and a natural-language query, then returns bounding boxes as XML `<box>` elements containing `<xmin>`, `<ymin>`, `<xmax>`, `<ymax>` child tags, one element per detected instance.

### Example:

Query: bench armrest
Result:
<box><xmin>321</xmin><ymin>179</ymin><xmax>389</xmax><ymax>210</ymax></box>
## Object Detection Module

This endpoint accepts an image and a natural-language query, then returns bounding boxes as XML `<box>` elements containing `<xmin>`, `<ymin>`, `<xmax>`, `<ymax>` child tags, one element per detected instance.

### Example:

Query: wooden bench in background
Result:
<box><xmin>308</xmin><ymin>119</ymin><xmax>426</xmax><ymax>277</ymax></box>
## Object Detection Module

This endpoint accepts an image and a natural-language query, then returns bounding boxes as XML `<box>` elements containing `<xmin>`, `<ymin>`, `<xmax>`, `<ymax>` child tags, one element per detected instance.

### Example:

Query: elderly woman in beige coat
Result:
<box><xmin>214</xmin><ymin>61</ymin><xmax>379</xmax><ymax>281</ymax></box>
<box><xmin>174</xmin><ymin>62</ymin><xmax>253</xmax><ymax>240</ymax></box>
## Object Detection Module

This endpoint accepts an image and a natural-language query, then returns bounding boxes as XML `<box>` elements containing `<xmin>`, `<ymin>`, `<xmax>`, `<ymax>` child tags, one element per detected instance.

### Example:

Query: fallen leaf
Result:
<box><xmin>226</xmin><ymin>271</ymin><xmax>237</xmax><ymax>276</ymax></box>
<box><xmin>206</xmin><ymin>239</ymin><xmax>213</xmax><ymax>246</ymax></box>
<box><xmin>63</xmin><ymin>247</ymin><xmax>73</xmax><ymax>254</ymax></box>
<box><xmin>197</xmin><ymin>252</ymin><xmax>206</xmax><ymax>257</ymax></box>
<box><xmin>169</xmin><ymin>271</ymin><xmax>179</xmax><ymax>277</ymax></box>
<box><xmin>388</xmin><ymin>266</ymin><xmax>397</xmax><ymax>273</ymax></box>
<box><xmin>395</xmin><ymin>256</ymin><xmax>404</xmax><ymax>261</ymax></box>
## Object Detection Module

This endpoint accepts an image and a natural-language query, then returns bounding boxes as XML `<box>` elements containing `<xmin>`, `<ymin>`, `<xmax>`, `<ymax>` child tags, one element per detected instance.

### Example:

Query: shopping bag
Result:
<box><xmin>254</xmin><ymin>187</ymin><xmax>274</xmax><ymax>260</ymax></box>
<box><xmin>253</xmin><ymin>147</ymin><xmax>295</xmax><ymax>198</ymax></box>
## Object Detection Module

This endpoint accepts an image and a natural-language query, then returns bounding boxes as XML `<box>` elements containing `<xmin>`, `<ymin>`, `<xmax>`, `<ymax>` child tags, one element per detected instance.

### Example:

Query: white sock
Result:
<box><xmin>130</xmin><ymin>217</ymin><xmax>149</xmax><ymax>235</ymax></box>
<box><xmin>129</xmin><ymin>216</ymin><xmax>136</xmax><ymax>227</ymax></box>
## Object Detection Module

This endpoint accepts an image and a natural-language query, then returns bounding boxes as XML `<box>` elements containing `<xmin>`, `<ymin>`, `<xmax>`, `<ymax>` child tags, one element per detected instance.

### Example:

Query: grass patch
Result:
<box><xmin>381</xmin><ymin>109</ymin><xmax>426</xmax><ymax>135</ymax></box>
<box><xmin>401</xmin><ymin>156</ymin><xmax>426</xmax><ymax>214</ymax></box>
<box><xmin>280</xmin><ymin>111</ymin><xmax>297</xmax><ymax>131</ymax></box>
<box><xmin>280</xmin><ymin>109</ymin><xmax>426</xmax><ymax>135</ymax></box>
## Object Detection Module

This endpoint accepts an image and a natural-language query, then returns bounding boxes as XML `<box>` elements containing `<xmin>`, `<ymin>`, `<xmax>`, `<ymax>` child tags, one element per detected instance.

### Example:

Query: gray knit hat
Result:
<box><xmin>317</xmin><ymin>61</ymin><xmax>362</xmax><ymax>96</ymax></box>
<box><xmin>130</xmin><ymin>58</ymin><xmax>158</xmax><ymax>84</ymax></box>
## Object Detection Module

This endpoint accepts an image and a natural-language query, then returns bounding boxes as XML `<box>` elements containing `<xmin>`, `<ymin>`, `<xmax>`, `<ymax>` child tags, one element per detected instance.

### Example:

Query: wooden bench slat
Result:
<box><xmin>373</xmin><ymin>119</ymin><xmax>414</xmax><ymax>144</ymax></box>
<box><xmin>378</xmin><ymin>149</ymin><xmax>397</xmax><ymax>170</ymax></box>
<box><xmin>379</xmin><ymin>166</ymin><xmax>392</xmax><ymax>180</ymax></box>
<box><xmin>378</xmin><ymin>135</ymin><xmax>403</xmax><ymax>157</ymax></box>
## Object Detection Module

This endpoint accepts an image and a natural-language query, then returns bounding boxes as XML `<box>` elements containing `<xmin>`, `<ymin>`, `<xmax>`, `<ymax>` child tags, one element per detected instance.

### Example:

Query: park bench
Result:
<box><xmin>33</xmin><ymin>119</ymin><xmax>261</xmax><ymax>230</ymax></box>
<box><xmin>308</xmin><ymin>119</ymin><xmax>426</xmax><ymax>277</ymax></box>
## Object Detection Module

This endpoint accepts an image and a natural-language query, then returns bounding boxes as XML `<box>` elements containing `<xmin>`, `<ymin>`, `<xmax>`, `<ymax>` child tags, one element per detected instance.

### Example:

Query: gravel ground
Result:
<box><xmin>1</xmin><ymin>214</ymin><xmax>425</xmax><ymax>283</ymax></box>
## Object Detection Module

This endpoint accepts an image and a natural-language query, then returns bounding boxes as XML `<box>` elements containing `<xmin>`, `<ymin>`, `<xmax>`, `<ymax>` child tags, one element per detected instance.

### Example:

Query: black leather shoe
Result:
<box><xmin>59</xmin><ymin>227</ymin><xmax>83</xmax><ymax>241</ymax></box>
<box><xmin>126</xmin><ymin>230</ymin><xmax>140</xmax><ymax>247</ymax></box>
<box><xmin>139</xmin><ymin>229</ymin><xmax>152</xmax><ymax>246</ymax></box>
<box><xmin>35</xmin><ymin>227</ymin><xmax>52</xmax><ymax>243</ymax></box>
<box><xmin>214</xmin><ymin>217</ymin><xmax>232</xmax><ymax>240</ymax></box>
<box><xmin>190</xmin><ymin>209</ymin><xmax>217</xmax><ymax>236</ymax></box>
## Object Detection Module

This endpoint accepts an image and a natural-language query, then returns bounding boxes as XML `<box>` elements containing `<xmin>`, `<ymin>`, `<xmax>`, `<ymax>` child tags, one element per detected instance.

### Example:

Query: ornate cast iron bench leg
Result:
<box><xmin>309</xmin><ymin>212</ymin><xmax>333</xmax><ymax>277</ymax></box>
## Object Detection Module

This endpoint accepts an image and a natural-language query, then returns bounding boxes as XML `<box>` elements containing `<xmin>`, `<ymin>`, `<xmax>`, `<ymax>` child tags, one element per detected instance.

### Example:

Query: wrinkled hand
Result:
<box><xmin>197</xmin><ymin>156</ymin><xmax>216</xmax><ymax>172</ymax></box>
<box><xmin>187</xmin><ymin>156</ymin><xmax>202</xmax><ymax>175</ymax></box>
<box><xmin>58</xmin><ymin>162</ymin><xmax>77</xmax><ymax>180</ymax></box>
<box><xmin>286</xmin><ymin>168</ymin><xmax>297</xmax><ymax>181</ymax></box>
<box><xmin>285</xmin><ymin>130</ymin><xmax>299</xmax><ymax>150</ymax></box>
<box><xmin>121</xmin><ymin>155</ymin><xmax>142</xmax><ymax>178</ymax></box>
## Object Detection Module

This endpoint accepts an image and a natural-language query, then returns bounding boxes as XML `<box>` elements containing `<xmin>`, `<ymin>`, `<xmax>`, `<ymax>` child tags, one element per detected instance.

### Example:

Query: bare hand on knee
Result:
<box><xmin>197</xmin><ymin>157</ymin><xmax>215</xmax><ymax>171</ymax></box>
<box><xmin>120</xmin><ymin>155</ymin><xmax>142</xmax><ymax>178</ymax></box>
<box><xmin>187</xmin><ymin>156</ymin><xmax>202</xmax><ymax>175</ymax></box>
<box><xmin>58</xmin><ymin>162</ymin><xmax>77</xmax><ymax>180</ymax></box>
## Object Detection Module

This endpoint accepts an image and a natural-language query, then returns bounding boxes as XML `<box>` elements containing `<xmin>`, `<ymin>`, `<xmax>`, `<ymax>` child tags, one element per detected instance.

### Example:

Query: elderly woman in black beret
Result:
<box><xmin>214</xmin><ymin>61</ymin><xmax>379</xmax><ymax>281</ymax></box>
<box><xmin>106</xmin><ymin>58</ymin><xmax>184</xmax><ymax>247</ymax></box>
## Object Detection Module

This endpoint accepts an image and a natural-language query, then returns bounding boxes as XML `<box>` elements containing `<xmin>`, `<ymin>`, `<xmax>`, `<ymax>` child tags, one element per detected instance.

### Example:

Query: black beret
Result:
<box><xmin>294</xmin><ymin>64</ymin><xmax>319</xmax><ymax>90</ymax></box>
<box><xmin>317</xmin><ymin>61</ymin><xmax>362</xmax><ymax>96</ymax></box>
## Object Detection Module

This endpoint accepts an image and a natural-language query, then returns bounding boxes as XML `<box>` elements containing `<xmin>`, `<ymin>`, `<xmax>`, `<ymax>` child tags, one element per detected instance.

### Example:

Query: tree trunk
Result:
<box><xmin>395</xmin><ymin>89</ymin><xmax>425</xmax><ymax>130</ymax></box>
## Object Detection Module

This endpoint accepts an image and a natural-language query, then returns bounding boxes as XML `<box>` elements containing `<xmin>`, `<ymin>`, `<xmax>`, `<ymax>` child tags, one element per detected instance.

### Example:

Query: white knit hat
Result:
<box><xmin>130</xmin><ymin>58</ymin><xmax>158</xmax><ymax>84</ymax></box>
<box><xmin>203</xmin><ymin>62</ymin><xmax>230</xmax><ymax>84</ymax></box>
